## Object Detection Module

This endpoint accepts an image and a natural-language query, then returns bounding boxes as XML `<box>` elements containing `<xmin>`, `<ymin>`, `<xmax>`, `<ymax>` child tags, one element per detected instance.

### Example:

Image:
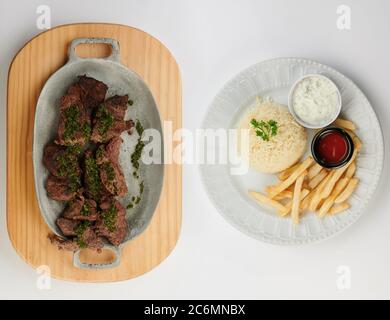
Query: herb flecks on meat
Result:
<box><xmin>81</xmin><ymin>203</ymin><xmax>90</xmax><ymax>216</ymax></box>
<box><xmin>56</xmin><ymin>148</ymin><xmax>79</xmax><ymax>178</ymax></box>
<box><xmin>85</xmin><ymin>154</ymin><xmax>101</xmax><ymax>201</ymax></box>
<box><xmin>74</xmin><ymin>221</ymin><xmax>90</xmax><ymax>248</ymax></box>
<box><xmin>101</xmin><ymin>204</ymin><xmax>118</xmax><ymax>233</ymax></box>
<box><xmin>91</xmin><ymin>95</ymin><xmax>134</xmax><ymax>143</ymax></box>
<box><xmin>96</xmin><ymin>137</ymin><xmax>128</xmax><ymax>197</ymax></box>
<box><xmin>63</xmin><ymin>105</ymin><xmax>79</xmax><ymax>141</ymax></box>
<box><xmin>96</xmin><ymin>104</ymin><xmax>115</xmax><ymax>138</ymax></box>
<box><xmin>97</xmin><ymin>199</ymin><xmax>127</xmax><ymax>246</ymax></box>
<box><xmin>102</xmin><ymin>163</ymin><xmax>115</xmax><ymax>182</ymax></box>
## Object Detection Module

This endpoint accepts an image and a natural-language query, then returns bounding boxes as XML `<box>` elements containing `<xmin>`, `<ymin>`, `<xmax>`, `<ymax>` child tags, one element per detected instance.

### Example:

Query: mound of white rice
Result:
<box><xmin>237</xmin><ymin>98</ymin><xmax>307</xmax><ymax>173</ymax></box>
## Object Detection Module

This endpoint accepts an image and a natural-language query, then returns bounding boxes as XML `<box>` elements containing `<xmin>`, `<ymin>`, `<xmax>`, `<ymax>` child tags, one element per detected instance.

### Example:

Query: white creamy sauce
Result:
<box><xmin>292</xmin><ymin>76</ymin><xmax>340</xmax><ymax>125</ymax></box>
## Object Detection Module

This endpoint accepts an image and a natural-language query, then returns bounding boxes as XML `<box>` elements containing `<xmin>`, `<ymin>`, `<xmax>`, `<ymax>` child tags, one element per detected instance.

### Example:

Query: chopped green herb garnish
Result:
<box><xmin>56</xmin><ymin>147</ymin><xmax>81</xmax><ymax>192</ymax></box>
<box><xmin>96</xmin><ymin>145</ymin><xmax>105</xmax><ymax>160</ymax></box>
<box><xmin>101</xmin><ymin>204</ymin><xmax>118</xmax><ymax>232</ymax></box>
<box><xmin>250</xmin><ymin>119</ymin><xmax>278</xmax><ymax>142</ymax></box>
<box><xmin>82</xmin><ymin>122</ymin><xmax>91</xmax><ymax>138</ymax></box>
<box><xmin>135</xmin><ymin>120</ymin><xmax>144</xmax><ymax>136</ymax></box>
<box><xmin>139</xmin><ymin>181</ymin><xmax>144</xmax><ymax>195</ymax></box>
<box><xmin>56</xmin><ymin>152</ymin><xmax>77</xmax><ymax>178</ymax></box>
<box><xmin>103</xmin><ymin>163</ymin><xmax>115</xmax><ymax>182</ymax></box>
<box><xmin>63</xmin><ymin>105</ymin><xmax>81</xmax><ymax>141</ymax></box>
<box><xmin>85</xmin><ymin>154</ymin><xmax>101</xmax><ymax>200</ymax></box>
<box><xmin>81</xmin><ymin>203</ymin><xmax>90</xmax><ymax>216</ymax></box>
<box><xmin>97</xmin><ymin>104</ymin><xmax>114</xmax><ymax>137</ymax></box>
<box><xmin>67</xmin><ymin>144</ymin><xmax>82</xmax><ymax>155</ymax></box>
<box><xmin>128</xmin><ymin>99</ymin><xmax>134</xmax><ymax>106</ymax></box>
<box><xmin>131</xmin><ymin>140</ymin><xmax>145</xmax><ymax>170</ymax></box>
<box><xmin>74</xmin><ymin>221</ymin><xmax>90</xmax><ymax>248</ymax></box>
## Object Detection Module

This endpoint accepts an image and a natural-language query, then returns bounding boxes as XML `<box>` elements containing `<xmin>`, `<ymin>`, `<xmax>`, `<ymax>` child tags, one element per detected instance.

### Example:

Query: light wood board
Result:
<box><xmin>7</xmin><ymin>23</ymin><xmax>182</xmax><ymax>282</ymax></box>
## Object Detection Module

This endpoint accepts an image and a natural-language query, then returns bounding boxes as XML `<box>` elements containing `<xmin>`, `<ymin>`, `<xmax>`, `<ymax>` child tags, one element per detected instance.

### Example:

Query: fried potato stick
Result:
<box><xmin>268</xmin><ymin>157</ymin><xmax>314</xmax><ymax>198</ymax></box>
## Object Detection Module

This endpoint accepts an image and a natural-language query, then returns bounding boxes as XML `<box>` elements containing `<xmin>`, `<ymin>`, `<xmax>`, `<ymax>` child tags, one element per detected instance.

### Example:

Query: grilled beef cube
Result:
<box><xmin>96</xmin><ymin>199</ymin><xmax>127</xmax><ymax>246</ymax></box>
<box><xmin>56</xmin><ymin>218</ymin><xmax>78</xmax><ymax>236</ymax></box>
<box><xmin>46</xmin><ymin>174</ymin><xmax>80</xmax><ymax>201</ymax></box>
<box><xmin>48</xmin><ymin>225</ymin><xmax>103</xmax><ymax>252</ymax></box>
<box><xmin>48</xmin><ymin>234</ymin><xmax>80</xmax><ymax>251</ymax></box>
<box><xmin>55</xmin><ymin>103</ymin><xmax>91</xmax><ymax>146</ymax></box>
<box><xmin>96</xmin><ymin>137</ymin><xmax>128</xmax><ymax>197</ymax></box>
<box><xmin>91</xmin><ymin>95</ymin><xmax>134</xmax><ymax>143</ymax></box>
<box><xmin>60</xmin><ymin>83</ymin><xmax>85</xmax><ymax>110</ymax></box>
<box><xmin>63</xmin><ymin>195</ymin><xmax>98</xmax><ymax>221</ymax></box>
<box><xmin>55</xmin><ymin>83</ymin><xmax>91</xmax><ymax>146</ymax></box>
<box><xmin>72</xmin><ymin>221</ymin><xmax>103</xmax><ymax>250</ymax></box>
<box><xmin>77</xmin><ymin>75</ymin><xmax>108</xmax><ymax>110</ymax></box>
<box><xmin>78</xmin><ymin>226</ymin><xmax>104</xmax><ymax>251</ymax></box>
<box><xmin>43</xmin><ymin>143</ymin><xmax>81</xmax><ymax>178</ymax></box>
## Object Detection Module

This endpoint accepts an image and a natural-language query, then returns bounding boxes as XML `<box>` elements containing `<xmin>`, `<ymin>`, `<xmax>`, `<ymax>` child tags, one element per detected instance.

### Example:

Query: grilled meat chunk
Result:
<box><xmin>46</xmin><ymin>174</ymin><xmax>80</xmax><ymax>201</ymax></box>
<box><xmin>96</xmin><ymin>137</ymin><xmax>128</xmax><ymax>197</ymax></box>
<box><xmin>63</xmin><ymin>195</ymin><xmax>98</xmax><ymax>221</ymax></box>
<box><xmin>48</xmin><ymin>234</ymin><xmax>80</xmax><ymax>251</ymax></box>
<box><xmin>96</xmin><ymin>198</ymin><xmax>127</xmax><ymax>246</ymax></box>
<box><xmin>91</xmin><ymin>95</ymin><xmax>134</xmax><ymax>143</ymax></box>
<box><xmin>77</xmin><ymin>75</ymin><xmax>108</xmax><ymax>110</ymax></box>
<box><xmin>56</xmin><ymin>103</ymin><xmax>91</xmax><ymax>146</ymax></box>
<box><xmin>56</xmin><ymin>218</ymin><xmax>78</xmax><ymax>236</ymax></box>
<box><xmin>43</xmin><ymin>143</ymin><xmax>81</xmax><ymax>178</ymax></box>
<box><xmin>48</xmin><ymin>224</ymin><xmax>103</xmax><ymax>252</ymax></box>
<box><xmin>55</xmin><ymin>82</ymin><xmax>91</xmax><ymax>146</ymax></box>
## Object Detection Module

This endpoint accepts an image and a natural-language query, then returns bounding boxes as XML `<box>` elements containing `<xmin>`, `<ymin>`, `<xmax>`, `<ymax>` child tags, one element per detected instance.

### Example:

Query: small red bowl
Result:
<box><xmin>311</xmin><ymin>127</ymin><xmax>354</xmax><ymax>169</ymax></box>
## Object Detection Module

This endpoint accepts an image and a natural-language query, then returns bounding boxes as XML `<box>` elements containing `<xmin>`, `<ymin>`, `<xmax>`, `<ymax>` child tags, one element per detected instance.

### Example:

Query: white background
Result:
<box><xmin>0</xmin><ymin>0</ymin><xmax>389</xmax><ymax>300</ymax></box>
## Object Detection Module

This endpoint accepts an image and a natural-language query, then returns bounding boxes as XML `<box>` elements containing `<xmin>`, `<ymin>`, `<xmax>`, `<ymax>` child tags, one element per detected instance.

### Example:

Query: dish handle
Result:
<box><xmin>73</xmin><ymin>244</ymin><xmax>121</xmax><ymax>269</ymax></box>
<box><xmin>67</xmin><ymin>37</ymin><xmax>121</xmax><ymax>63</ymax></box>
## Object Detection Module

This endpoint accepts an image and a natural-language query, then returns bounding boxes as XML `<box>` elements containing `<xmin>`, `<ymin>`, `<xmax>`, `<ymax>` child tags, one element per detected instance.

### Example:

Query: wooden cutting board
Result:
<box><xmin>7</xmin><ymin>23</ymin><xmax>182</xmax><ymax>282</ymax></box>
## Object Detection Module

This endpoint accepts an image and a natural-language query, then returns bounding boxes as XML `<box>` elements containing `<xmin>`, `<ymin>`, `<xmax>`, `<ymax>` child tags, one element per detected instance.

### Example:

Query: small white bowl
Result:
<box><xmin>288</xmin><ymin>74</ymin><xmax>342</xmax><ymax>129</ymax></box>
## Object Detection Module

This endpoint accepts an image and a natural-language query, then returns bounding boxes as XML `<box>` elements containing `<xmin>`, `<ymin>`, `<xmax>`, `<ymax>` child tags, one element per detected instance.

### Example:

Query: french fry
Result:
<box><xmin>278</xmin><ymin>163</ymin><xmax>300</xmax><ymax>181</ymax></box>
<box><xmin>320</xmin><ymin>148</ymin><xmax>358</xmax><ymax>199</ymax></box>
<box><xmin>274</xmin><ymin>190</ymin><xmax>293</xmax><ymax>201</ymax></box>
<box><xmin>268</xmin><ymin>157</ymin><xmax>314</xmax><ymax>198</ymax></box>
<box><xmin>308</xmin><ymin>169</ymin><xmax>328</xmax><ymax>189</ymax></box>
<box><xmin>309</xmin><ymin>171</ymin><xmax>334</xmax><ymax>211</ymax></box>
<box><xmin>300</xmin><ymin>192</ymin><xmax>313</xmax><ymax>211</ymax></box>
<box><xmin>345</xmin><ymin>161</ymin><xmax>356</xmax><ymax>179</ymax></box>
<box><xmin>318</xmin><ymin>180</ymin><xmax>349</xmax><ymax>217</ymax></box>
<box><xmin>334</xmin><ymin>118</ymin><xmax>356</xmax><ymax>131</ymax></box>
<box><xmin>329</xmin><ymin>202</ymin><xmax>350</xmax><ymax>215</ymax></box>
<box><xmin>291</xmin><ymin>172</ymin><xmax>306</xmax><ymax>224</ymax></box>
<box><xmin>249</xmin><ymin>191</ymin><xmax>286</xmax><ymax>212</ymax></box>
<box><xmin>334</xmin><ymin>178</ymin><xmax>359</xmax><ymax>204</ymax></box>
<box><xmin>308</xmin><ymin>163</ymin><xmax>323</xmax><ymax>180</ymax></box>
<box><xmin>301</xmin><ymin>171</ymin><xmax>330</xmax><ymax>210</ymax></box>
<box><xmin>279</xmin><ymin>189</ymin><xmax>310</xmax><ymax>216</ymax></box>
<box><xmin>318</xmin><ymin>178</ymin><xmax>350</xmax><ymax>217</ymax></box>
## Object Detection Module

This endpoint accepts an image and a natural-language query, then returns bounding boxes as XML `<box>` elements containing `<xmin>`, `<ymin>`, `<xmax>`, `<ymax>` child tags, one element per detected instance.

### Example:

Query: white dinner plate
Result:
<box><xmin>200</xmin><ymin>57</ymin><xmax>384</xmax><ymax>245</ymax></box>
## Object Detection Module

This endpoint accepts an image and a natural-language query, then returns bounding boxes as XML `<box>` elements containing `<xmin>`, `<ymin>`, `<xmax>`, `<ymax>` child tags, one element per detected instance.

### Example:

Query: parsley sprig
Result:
<box><xmin>250</xmin><ymin>119</ymin><xmax>278</xmax><ymax>141</ymax></box>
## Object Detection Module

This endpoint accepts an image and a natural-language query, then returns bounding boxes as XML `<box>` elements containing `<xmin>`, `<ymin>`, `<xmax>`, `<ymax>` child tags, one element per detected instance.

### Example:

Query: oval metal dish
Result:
<box><xmin>33</xmin><ymin>38</ymin><xmax>164</xmax><ymax>269</ymax></box>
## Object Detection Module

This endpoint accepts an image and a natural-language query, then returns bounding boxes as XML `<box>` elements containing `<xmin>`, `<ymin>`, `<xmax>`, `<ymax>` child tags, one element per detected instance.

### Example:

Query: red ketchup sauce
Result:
<box><xmin>315</xmin><ymin>131</ymin><xmax>348</xmax><ymax>164</ymax></box>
